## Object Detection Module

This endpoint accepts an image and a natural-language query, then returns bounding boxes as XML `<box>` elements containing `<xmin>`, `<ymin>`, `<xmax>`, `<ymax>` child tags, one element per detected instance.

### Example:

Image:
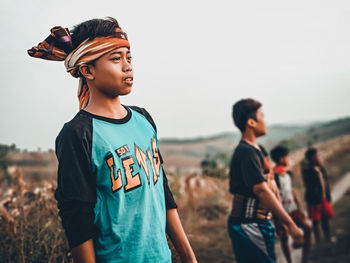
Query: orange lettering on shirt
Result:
<box><xmin>105</xmin><ymin>154</ymin><xmax>123</xmax><ymax>192</ymax></box>
<box><xmin>147</xmin><ymin>148</ymin><xmax>158</xmax><ymax>184</ymax></box>
<box><xmin>123</xmin><ymin>156</ymin><xmax>142</xmax><ymax>192</ymax></box>
<box><xmin>135</xmin><ymin>144</ymin><xmax>150</xmax><ymax>184</ymax></box>
<box><xmin>151</xmin><ymin>137</ymin><xmax>161</xmax><ymax>177</ymax></box>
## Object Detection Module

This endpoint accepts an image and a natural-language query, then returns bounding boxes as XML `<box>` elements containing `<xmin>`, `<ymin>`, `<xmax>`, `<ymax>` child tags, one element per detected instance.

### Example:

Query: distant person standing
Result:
<box><xmin>260</xmin><ymin>145</ymin><xmax>281</xmax><ymax>201</ymax></box>
<box><xmin>301</xmin><ymin>148</ymin><xmax>334</xmax><ymax>244</ymax></box>
<box><xmin>271</xmin><ymin>145</ymin><xmax>311</xmax><ymax>263</ymax></box>
<box><xmin>227</xmin><ymin>98</ymin><xmax>303</xmax><ymax>263</ymax></box>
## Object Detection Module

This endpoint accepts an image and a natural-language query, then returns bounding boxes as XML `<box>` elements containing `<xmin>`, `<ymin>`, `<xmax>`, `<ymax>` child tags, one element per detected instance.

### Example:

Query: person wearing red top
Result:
<box><xmin>301</xmin><ymin>147</ymin><xmax>334</xmax><ymax>245</ymax></box>
<box><xmin>271</xmin><ymin>145</ymin><xmax>311</xmax><ymax>263</ymax></box>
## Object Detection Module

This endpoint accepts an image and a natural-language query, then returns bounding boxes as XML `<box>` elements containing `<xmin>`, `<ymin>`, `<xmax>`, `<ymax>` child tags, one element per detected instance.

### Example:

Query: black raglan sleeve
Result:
<box><xmin>159</xmin><ymin>151</ymin><xmax>178</xmax><ymax>209</ymax></box>
<box><xmin>128</xmin><ymin>105</ymin><xmax>178</xmax><ymax>209</ymax></box>
<box><xmin>240</xmin><ymin>148</ymin><xmax>266</xmax><ymax>188</ymax></box>
<box><xmin>54</xmin><ymin>121</ymin><xmax>99</xmax><ymax>249</ymax></box>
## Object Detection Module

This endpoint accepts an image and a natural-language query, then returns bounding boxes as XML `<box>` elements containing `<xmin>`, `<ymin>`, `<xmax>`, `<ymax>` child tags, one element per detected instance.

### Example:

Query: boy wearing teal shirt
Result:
<box><xmin>28</xmin><ymin>17</ymin><xmax>196</xmax><ymax>263</ymax></box>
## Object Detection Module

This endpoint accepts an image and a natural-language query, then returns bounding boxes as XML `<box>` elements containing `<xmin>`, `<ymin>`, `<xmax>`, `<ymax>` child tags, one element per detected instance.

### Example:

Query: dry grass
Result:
<box><xmin>0</xmin><ymin>134</ymin><xmax>349</xmax><ymax>262</ymax></box>
<box><xmin>0</xmin><ymin>167</ymin><xmax>72</xmax><ymax>263</ymax></box>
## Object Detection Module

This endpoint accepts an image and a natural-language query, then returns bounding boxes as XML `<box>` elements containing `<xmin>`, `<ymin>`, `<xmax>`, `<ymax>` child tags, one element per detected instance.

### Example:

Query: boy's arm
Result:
<box><xmin>166</xmin><ymin>209</ymin><xmax>197</xmax><ymax>263</ymax></box>
<box><xmin>71</xmin><ymin>239</ymin><xmax>96</xmax><ymax>263</ymax></box>
<box><xmin>275</xmin><ymin>183</ymin><xmax>282</xmax><ymax>202</ymax></box>
<box><xmin>321</xmin><ymin>166</ymin><xmax>332</xmax><ymax>201</ymax></box>
<box><xmin>163</xmin><ymin>169</ymin><xmax>196</xmax><ymax>262</ymax></box>
<box><xmin>55</xmin><ymin>123</ymin><xmax>99</xmax><ymax>258</ymax></box>
<box><xmin>135</xmin><ymin>109</ymin><xmax>196</xmax><ymax>261</ymax></box>
<box><xmin>253</xmin><ymin>182</ymin><xmax>303</xmax><ymax>243</ymax></box>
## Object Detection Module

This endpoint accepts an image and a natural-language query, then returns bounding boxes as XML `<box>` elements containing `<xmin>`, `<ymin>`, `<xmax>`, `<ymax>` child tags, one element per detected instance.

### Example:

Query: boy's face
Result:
<box><xmin>311</xmin><ymin>152</ymin><xmax>321</xmax><ymax>165</ymax></box>
<box><xmin>279</xmin><ymin>155</ymin><xmax>289</xmax><ymax>166</ymax></box>
<box><xmin>90</xmin><ymin>47</ymin><xmax>133</xmax><ymax>97</ymax></box>
<box><xmin>248</xmin><ymin>107</ymin><xmax>267</xmax><ymax>137</ymax></box>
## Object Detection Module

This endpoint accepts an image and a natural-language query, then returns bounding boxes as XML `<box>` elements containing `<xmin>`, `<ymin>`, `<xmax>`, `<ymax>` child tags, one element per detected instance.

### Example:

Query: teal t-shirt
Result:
<box><xmin>55</xmin><ymin>106</ymin><xmax>176</xmax><ymax>263</ymax></box>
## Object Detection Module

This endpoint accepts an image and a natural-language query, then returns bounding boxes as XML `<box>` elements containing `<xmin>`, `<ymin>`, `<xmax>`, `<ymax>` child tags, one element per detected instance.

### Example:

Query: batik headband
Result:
<box><xmin>28</xmin><ymin>26</ymin><xmax>130</xmax><ymax>109</ymax></box>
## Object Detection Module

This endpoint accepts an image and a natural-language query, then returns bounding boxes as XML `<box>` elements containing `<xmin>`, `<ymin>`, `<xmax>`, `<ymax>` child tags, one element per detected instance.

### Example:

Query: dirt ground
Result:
<box><xmin>308</xmin><ymin>189</ymin><xmax>350</xmax><ymax>263</ymax></box>
<box><xmin>169</xmin><ymin>139</ymin><xmax>350</xmax><ymax>263</ymax></box>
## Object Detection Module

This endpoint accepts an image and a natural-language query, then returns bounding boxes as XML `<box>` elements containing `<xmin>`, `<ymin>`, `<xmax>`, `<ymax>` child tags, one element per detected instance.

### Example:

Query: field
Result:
<box><xmin>0</xmin><ymin>117</ymin><xmax>349</xmax><ymax>262</ymax></box>
<box><xmin>168</xmin><ymin>135</ymin><xmax>350</xmax><ymax>263</ymax></box>
<box><xmin>309</xmin><ymin>190</ymin><xmax>350</xmax><ymax>263</ymax></box>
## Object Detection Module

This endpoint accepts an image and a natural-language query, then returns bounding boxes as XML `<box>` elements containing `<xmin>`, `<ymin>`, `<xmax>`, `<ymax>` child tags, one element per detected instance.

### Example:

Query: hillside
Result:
<box><xmin>160</xmin><ymin>117</ymin><xmax>350</xmax><ymax>174</ymax></box>
<box><xmin>169</xmin><ymin>134</ymin><xmax>350</xmax><ymax>263</ymax></box>
<box><xmin>1</xmin><ymin>116</ymin><xmax>349</xmax><ymax>180</ymax></box>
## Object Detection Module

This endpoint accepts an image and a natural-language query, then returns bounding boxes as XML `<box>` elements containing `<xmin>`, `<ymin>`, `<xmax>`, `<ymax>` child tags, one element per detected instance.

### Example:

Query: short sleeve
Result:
<box><xmin>54</xmin><ymin>122</ymin><xmax>99</xmax><ymax>249</ymax></box>
<box><xmin>55</xmin><ymin>122</ymin><xmax>96</xmax><ymax>203</ymax></box>
<box><xmin>240</xmin><ymin>149</ymin><xmax>266</xmax><ymax>188</ymax></box>
<box><xmin>159</xmin><ymin>151</ymin><xmax>178</xmax><ymax>210</ymax></box>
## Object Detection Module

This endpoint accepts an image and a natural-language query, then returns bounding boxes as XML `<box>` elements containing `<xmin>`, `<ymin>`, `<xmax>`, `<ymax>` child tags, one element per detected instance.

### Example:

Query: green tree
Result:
<box><xmin>0</xmin><ymin>144</ymin><xmax>10</xmax><ymax>170</ymax></box>
<box><xmin>200</xmin><ymin>152</ymin><xmax>230</xmax><ymax>178</ymax></box>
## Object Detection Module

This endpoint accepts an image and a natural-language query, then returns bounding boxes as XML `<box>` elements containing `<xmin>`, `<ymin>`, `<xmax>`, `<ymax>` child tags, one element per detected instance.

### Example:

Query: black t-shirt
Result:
<box><xmin>229</xmin><ymin>140</ymin><xmax>266</xmax><ymax>197</ymax></box>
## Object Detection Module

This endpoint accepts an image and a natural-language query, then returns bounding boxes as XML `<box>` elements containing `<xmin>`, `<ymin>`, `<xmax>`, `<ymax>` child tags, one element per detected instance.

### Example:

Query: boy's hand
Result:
<box><xmin>166</xmin><ymin>209</ymin><xmax>197</xmax><ymax>263</ymax></box>
<box><xmin>288</xmin><ymin>223</ymin><xmax>303</xmax><ymax>244</ymax></box>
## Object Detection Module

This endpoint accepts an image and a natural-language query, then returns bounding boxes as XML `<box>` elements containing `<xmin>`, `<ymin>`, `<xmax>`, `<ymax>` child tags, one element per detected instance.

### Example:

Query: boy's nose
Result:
<box><xmin>123</xmin><ymin>61</ymin><xmax>132</xmax><ymax>72</ymax></box>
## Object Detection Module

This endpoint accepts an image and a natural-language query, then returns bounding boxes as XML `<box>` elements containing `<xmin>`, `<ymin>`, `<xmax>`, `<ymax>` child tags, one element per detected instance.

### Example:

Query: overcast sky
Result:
<box><xmin>1</xmin><ymin>0</ymin><xmax>350</xmax><ymax>150</ymax></box>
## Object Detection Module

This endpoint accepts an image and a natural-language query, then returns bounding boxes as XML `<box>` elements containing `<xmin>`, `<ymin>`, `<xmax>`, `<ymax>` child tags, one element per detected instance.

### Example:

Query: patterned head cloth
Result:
<box><xmin>28</xmin><ymin>26</ymin><xmax>130</xmax><ymax>109</ymax></box>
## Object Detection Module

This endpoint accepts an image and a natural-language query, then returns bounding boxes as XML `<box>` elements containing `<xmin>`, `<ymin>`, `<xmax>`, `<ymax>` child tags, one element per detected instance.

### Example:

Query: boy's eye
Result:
<box><xmin>128</xmin><ymin>56</ymin><xmax>133</xmax><ymax>61</ymax></box>
<box><xmin>112</xmin><ymin>57</ymin><xmax>121</xmax><ymax>61</ymax></box>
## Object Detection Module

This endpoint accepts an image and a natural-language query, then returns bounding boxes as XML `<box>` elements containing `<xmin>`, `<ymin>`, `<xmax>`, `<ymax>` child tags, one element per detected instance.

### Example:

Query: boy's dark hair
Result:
<box><xmin>70</xmin><ymin>17</ymin><xmax>121</xmax><ymax>49</ymax></box>
<box><xmin>305</xmin><ymin>147</ymin><xmax>317</xmax><ymax>161</ymax></box>
<box><xmin>232</xmin><ymin>98</ymin><xmax>262</xmax><ymax>133</ymax></box>
<box><xmin>270</xmin><ymin>145</ymin><xmax>289</xmax><ymax>163</ymax></box>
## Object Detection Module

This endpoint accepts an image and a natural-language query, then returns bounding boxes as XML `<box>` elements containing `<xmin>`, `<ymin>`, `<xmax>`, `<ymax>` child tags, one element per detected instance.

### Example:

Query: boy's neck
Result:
<box><xmin>241</xmin><ymin>129</ymin><xmax>258</xmax><ymax>147</ymax></box>
<box><xmin>83</xmin><ymin>93</ymin><xmax>127</xmax><ymax>119</ymax></box>
<box><xmin>276</xmin><ymin>163</ymin><xmax>286</xmax><ymax>167</ymax></box>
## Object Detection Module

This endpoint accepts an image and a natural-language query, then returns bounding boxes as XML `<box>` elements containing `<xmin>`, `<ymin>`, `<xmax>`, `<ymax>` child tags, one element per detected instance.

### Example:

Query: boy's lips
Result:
<box><xmin>123</xmin><ymin>76</ymin><xmax>133</xmax><ymax>85</ymax></box>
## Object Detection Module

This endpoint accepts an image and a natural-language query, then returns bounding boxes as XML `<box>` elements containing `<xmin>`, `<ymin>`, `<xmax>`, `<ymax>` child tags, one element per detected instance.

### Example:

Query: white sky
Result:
<box><xmin>1</xmin><ymin>0</ymin><xmax>350</xmax><ymax>150</ymax></box>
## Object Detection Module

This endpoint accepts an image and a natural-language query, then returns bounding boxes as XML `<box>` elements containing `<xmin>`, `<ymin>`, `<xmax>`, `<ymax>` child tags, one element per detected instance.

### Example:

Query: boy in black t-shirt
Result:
<box><xmin>228</xmin><ymin>98</ymin><xmax>303</xmax><ymax>263</ymax></box>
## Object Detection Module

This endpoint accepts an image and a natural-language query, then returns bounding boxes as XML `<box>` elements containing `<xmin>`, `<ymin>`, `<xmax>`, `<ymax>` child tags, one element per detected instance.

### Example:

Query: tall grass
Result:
<box><xmin>0</xmin><ymin>167</ymin><xmax>72</xmax><ymax>263</ymax></box>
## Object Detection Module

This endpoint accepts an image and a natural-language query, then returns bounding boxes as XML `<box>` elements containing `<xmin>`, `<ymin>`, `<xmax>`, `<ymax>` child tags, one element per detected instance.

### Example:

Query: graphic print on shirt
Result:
<box><xmin>105</xmin><ymin>153</ymin><xmax>123</xmax><ymax>193</ymax></box>
<box><xmin>80</xmin><ymin>107</ymin><xmax>173</xmax><ymax>263</ymax></box>
<box><xmin>104</xmin><ymin>136</ymin><xmax>161</xmax><ymax>194</ymax></box>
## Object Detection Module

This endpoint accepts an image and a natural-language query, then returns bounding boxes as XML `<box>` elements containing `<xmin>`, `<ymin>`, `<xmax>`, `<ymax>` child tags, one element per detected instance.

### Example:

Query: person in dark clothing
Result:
<box><xmin>271</xmin><ymin>145</ymin><xmax>311</xmax><ymax>263</ymax></box>
<box><xmin>227</xmin><ymin>98</ymin><xmax>303</xmax><ymax>263</ymax></box>
<box><xmin>301</xmin><ymin>147</ymin><xmax>334</xmax><ymax>244</ymax></box>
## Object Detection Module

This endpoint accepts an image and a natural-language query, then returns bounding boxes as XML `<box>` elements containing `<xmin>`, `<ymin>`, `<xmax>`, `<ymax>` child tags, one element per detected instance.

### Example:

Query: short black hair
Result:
<box><xmin>270</xmin><ymin>145</ymin><xmax>289</xmax><ymax>163</ymax></box>
<box><xmin>305</xmin><ymin>147</ymin><xmax>317</xmax><ymax>161</ymax></box>
<box><xmin>232</xmin><ymin>98</ymin><xmax>262</xmax><ymax>133</ymax></box>
<box><xmin>70</xmin><ymin>17</ymin><xmax>121</xmax><ymax>49</ymax></box>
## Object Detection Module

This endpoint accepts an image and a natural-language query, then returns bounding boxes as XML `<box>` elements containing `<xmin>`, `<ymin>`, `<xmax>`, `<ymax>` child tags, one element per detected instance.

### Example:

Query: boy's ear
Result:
<box><xmin>79</xmin><ymin>64</ymin><xmax>95</xmax><ymax>80</ymax></box>
<box><xmin>247</xmin><ymin>118</ymin><xmax>256</xmax><ymax>128</ymax></box>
